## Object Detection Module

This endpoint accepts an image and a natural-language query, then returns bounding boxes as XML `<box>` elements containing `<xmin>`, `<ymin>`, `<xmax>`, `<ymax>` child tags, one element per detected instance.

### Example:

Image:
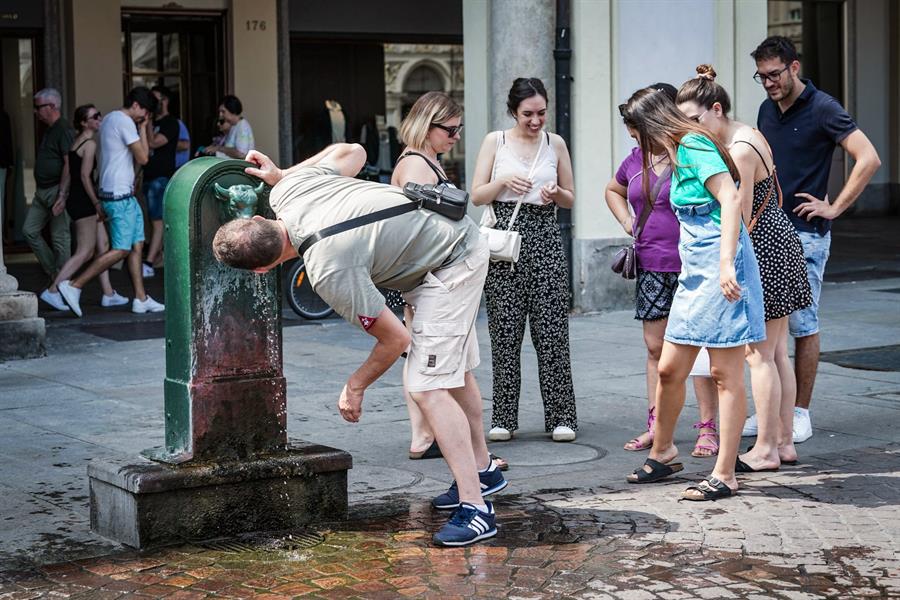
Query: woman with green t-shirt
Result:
<box><xmin>620</xmin><ymin>87</ymin><xmax>765</xmax><ymax>501</ymax></box>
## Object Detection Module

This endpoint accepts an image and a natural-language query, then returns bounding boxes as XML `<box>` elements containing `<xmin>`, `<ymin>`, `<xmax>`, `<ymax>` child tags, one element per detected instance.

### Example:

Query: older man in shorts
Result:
<box><xmin>212</xmin><ymin>143</ymin><xmax>505</xmax><ymax>547</ymax></box>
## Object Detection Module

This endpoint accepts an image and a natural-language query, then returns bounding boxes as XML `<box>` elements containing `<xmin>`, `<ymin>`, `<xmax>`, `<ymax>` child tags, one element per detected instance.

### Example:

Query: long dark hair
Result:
<box><xmin>506</xmin><ymin>77</ymin><xmax>548</xmax><ymax>116</ymax></box>
<box><xmin>73</xmin><ymin>104</ymin><xmax>96</xmax><ymax>133</ymax></box>
<box><xmin>619</xmin><ymin>86</ymin><xmax>739</xmax><ymax>201</ymax></box>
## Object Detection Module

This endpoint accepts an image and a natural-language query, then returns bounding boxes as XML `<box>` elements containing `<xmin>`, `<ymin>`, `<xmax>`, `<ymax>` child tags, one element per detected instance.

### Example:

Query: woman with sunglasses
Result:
<box><xmin>42</xmin><ymin>105</ymin><xmax>127</xmax><ymax>311</ymax></box>
<box><xmin>605</xmin><ymin>84</ymin><xmax>720</xmax><ymax>459</ymax></box>
<box><xmin>470</xmin><ymin>77</ymin><xmax>577</xmax><ymax>444</ymax></box>
<box><xmin>620</xmin><ymin>86</ymin><xmax>765</xmax><ymax>501</ymax></box>
<box><xmin>676</xmin><ymin>65</ymin><xmax>812</xmax><ymax>472</ymax></box>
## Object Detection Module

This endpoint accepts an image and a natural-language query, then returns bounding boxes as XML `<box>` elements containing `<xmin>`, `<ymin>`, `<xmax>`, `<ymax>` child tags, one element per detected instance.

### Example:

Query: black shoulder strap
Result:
<box><xmin>397</xmin><ymin>151</ymin><xmax>448</xmax><ymax>183</ymax></box>
<box><xmin>732</xmin><ymin>140</ymin><xmax>770</xmax><ymax>176</ymax></box>
<box><xmin>297</xmin><ymin>201</ymin><xmax>419</xmax><ymax>257</ymax></box>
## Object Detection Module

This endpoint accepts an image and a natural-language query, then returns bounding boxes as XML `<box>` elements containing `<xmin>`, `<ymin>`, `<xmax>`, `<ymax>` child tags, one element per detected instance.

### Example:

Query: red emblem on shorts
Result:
<box><xmin>358</xmin><ymin>315</ymin><xmax>377</xmax><ymax>330</ymax></box>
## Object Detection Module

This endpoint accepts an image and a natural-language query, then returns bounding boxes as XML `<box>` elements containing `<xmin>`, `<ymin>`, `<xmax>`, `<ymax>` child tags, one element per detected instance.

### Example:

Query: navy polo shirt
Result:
<box><xmin>757</xmin><ymin>80</ymin><xmax>857</xmax><ymax>236</ymax></box>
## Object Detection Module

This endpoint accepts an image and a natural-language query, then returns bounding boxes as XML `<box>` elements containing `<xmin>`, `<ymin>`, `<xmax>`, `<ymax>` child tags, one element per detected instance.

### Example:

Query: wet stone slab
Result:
<box><xmin>2</xmin><ymin>444</ymin><xmax>898</xmax><ymax>599</ymax></box>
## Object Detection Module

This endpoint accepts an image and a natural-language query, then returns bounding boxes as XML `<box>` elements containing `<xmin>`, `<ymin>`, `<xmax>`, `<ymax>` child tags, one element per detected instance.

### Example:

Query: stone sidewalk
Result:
<box><xmin>1</xmin><ymin>218</ymin><xmax>899</xmax><ymax>597</ymax></box>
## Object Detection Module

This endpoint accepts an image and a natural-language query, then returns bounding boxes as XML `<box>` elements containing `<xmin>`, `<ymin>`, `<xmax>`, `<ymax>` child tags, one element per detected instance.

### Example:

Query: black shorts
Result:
<box><xmin>635</xmin><ymin>269</ymin><xmax>679</xmax><ymax>321</ymax></box>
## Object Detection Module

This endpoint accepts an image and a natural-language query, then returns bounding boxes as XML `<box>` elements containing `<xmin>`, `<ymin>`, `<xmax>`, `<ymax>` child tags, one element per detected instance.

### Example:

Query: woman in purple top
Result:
<box><xmin>605</xmin><ymin>83</ymin><xmax>718</xmax><ymax>458</ymax></box>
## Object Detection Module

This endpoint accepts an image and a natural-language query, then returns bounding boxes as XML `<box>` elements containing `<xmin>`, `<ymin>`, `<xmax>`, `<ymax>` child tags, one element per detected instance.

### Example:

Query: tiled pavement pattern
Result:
<box><xmin>1</xmin><ymin>444</ymin><xmax>897</xmax><ymax>599</ymax></box>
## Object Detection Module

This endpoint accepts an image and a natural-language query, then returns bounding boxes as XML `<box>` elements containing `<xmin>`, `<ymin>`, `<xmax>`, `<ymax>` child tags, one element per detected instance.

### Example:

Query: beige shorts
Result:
<box><xmin>403</xmin><ymin>235</ymin><xmax>489</xmax><ymax>393</ymax></box>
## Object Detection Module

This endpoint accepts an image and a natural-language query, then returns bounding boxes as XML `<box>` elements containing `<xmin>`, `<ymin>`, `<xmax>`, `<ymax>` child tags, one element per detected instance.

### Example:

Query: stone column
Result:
<box><xmin>0</xmin><ymin>205</ymin><xmax>46</xmax><ymax>361</ymax></box>
<box><xmin>488</xmin><ymin>0</ymin><xmax>556</xmax><ymax>131</ymax></box>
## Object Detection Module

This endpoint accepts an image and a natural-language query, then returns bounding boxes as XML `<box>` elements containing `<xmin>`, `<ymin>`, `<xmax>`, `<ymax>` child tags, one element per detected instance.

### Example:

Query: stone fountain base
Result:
<box><xmin>88</xmin><ymin>442</ymin><xmax>351</xmax><ymax>548</ymax></box>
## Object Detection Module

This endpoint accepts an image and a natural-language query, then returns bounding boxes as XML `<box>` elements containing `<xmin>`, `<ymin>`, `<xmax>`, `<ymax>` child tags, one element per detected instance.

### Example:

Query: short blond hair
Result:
<box><xmin>398</xmin><ymin>91</ymin><xmax>462</xmax><ymax>150</ymax></box>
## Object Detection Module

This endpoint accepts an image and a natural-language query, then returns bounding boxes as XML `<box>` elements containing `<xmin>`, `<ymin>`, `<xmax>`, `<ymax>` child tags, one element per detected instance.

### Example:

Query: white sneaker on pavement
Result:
<box><xmin>40</xmin><ymin>289</ymin><xmax>70</xmax><ymax>311</ymax></box>
<box><xmin>552</xmin><ymin>426</ymin><xmax>576</xmax><ymax>442</ymax></box>
<box><xmin>742</xmin><ymin>413</ymin><xmax>759</xmax><ymax>437</ymax></box>
<box><xmin>792</xmin><ymin>407</ymin><xmax>812</xmax><ymax>443</ymax></box>
<box><xmin>101</xmin><ymin>291</ymin><xmax>129</xmax><ymax>307</ymax></box>
<box><xmin>142</xmin><ymin>263</ymin><xmax>155</xmax><ymax>278</ymax></box>
<box><xmin>488</xmin><ymin>427</ymin><xmax>512</xmax><ymax>442</ymax></box>
<box><xmin>132</xmin><ymin>295</ymin><xmax>165</xmax><ymax>314</ymax></box>
<box><xmin>57</xmin><ymin>280</ymin><xmax>83</xmax><ymax>317</ymax></box>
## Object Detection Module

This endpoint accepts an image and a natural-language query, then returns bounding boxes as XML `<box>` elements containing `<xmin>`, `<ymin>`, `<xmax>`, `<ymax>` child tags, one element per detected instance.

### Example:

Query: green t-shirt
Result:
<box><xmin>270</xmin><ymin>164</ymin><xmax>478</xmax><ymax>330</ymax></box>
<box><xmin>34</xmin><ymin>118</ymin><xmax>74</xmax><ymax>188</ymax></box>
<box><xmin>670</xmin><ymin>132</ymin><xmax>730</xmax><ymax>225</ymax></box>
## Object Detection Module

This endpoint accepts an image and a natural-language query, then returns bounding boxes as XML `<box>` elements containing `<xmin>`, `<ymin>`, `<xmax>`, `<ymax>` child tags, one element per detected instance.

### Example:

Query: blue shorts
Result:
<box><xmin>102</xmin><ymin>197</ymin><xmax>145</xmax><ymax>251</ymax></box>
<box><xmin>143</xmin><ymin>176</ymin><xmax>170</xmax><ymax>221</ymax></box>
<box><xmin>789</xmin><ymin>230</ymin><xmax>831</xmax><ymax>338</ymax></box>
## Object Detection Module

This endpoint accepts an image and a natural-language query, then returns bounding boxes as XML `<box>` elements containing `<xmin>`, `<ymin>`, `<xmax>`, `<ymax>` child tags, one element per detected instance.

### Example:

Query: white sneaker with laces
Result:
<box><xmin>487</xmin><ymin>427</ymin><xmax>512</xmax><ymax>442</ymax></box>
<box><xmin>792</xmin><ymin>407</ymin><xmax>812</xmax><ymax>443</ymax></box>
<box><xmin>101</xmin><ymin>291</ymin><xmax>129</xmax><ymax>307</ymax></box>
<box><xmin>57</xmin><ymin>280</ymin><xmax>83</xmax><ymax>317</ymax></box>
<box><xmin>552</xmin><ymin>426</ymin><xmax>576</xmax><ymax>442</ymax></box>
<box><xmin>742</xmin><ymin>413</ymin><xmax>759</xmax><ymax>437</ymax></box>
<box><xmin>142</xmin><ymin>263</ymin><xmax>155</xmax><ymax>278</ymax></box>
<box><xmin>132</xmin><ymin>295</ymin><xmax>165</xmax><ymax>314</ymax></box>
<box><xmin>40</xmin><ymin>289</ymin><xmax>70</xmax><ymax>311</ymax></box>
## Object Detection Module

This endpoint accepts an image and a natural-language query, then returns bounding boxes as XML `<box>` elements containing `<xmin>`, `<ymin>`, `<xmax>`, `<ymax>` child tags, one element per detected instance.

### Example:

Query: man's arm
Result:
<box><xmin>52</xmin><ymin>155</ymin><xmax>70</xmax><ymax>216</ymax></box>
<box><xmin>794</xmin><ymin>130</ymin><xmax>881</xmax><ymax>221</ymax></box>
<box><xmin>128</xmin><ymin>119</ymin><xmax>151</xmax><ymax>166</ymax></box>
<box><xmin>245</xmin><ymin>144</ymin><xmax>366</xmax><ymax>187</ymax></box>
<box><xmin>337</xmin><ymin>306</ymin><xmax>410</xmax><ymax>422</ymax></box>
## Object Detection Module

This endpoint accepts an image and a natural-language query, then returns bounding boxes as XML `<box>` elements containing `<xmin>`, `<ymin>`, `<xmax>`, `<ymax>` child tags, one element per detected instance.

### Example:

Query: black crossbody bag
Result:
<box><xmin>297</xmin><ymin>182</ymin><xmax>468</xmax><ymax>257</ymax></box>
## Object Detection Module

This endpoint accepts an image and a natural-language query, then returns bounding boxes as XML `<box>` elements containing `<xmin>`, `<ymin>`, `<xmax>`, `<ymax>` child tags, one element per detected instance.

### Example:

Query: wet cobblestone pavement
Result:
<box><xmin>1</xmin><ymin>444</ymin><xmax>898</xmax><ymax>599</ymax></box>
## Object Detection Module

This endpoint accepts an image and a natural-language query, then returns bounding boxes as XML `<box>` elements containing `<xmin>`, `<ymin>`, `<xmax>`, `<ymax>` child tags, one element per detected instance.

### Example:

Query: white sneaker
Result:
<box><xmin>132</xmin><ymin>295</ymin><xmax>165</xmax><ymax>314</ymax></box>
<box><xmin>488</xmin><ymin>427</ymin><xmax>512</xmax><ymax>442</ymax></box>
<box><xmin>57</xmin><ymin>280</ymin><xmax>83</xmax><ymax>317</ymax></box>
<box><xmin>792</xmin><ymin>407</ymin><xmax>812</xmax><ymax>443</ymax></box>
<box><xmin>40</xmin><ymin>289</ymin><xmax>70</xmax><ymax>311</ymax></box>
<box><xmin>742</xmin><ymin>413</ymin><xmax>759</xmax><ymax>437</ymax></box>
<box><xmin>142</xmin><ymin>263</ymin><xmax>155</xmax><ymax>278</ymax></box>
<box><xmin>101</xmin><ymin>291</ymin><xmax>129</xmax><ymax>307</ymax></box>
<box><xmin>552</xmin><ymin>426</ymin><xmax>576</xmax><ymax>442</ymax></box>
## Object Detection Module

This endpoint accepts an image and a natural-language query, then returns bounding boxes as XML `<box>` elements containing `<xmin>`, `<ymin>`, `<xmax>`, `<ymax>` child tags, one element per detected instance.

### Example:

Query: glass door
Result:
<box><xmin>122</xmin><ymin>11</ymin><xmax>225</xmax><ymax>156</ymax></box>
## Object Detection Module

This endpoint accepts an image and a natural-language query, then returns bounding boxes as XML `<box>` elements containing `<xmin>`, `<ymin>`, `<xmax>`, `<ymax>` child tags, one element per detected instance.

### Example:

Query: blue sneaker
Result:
<box><xmin>433</xmin><ymin>502</ymin><xmax>497</xmax><ymax>546</ymax></box>
<box><xmin>431</xmin><ymin>464</ymin><xmax>507</xmax><ymax>510</ymax></box>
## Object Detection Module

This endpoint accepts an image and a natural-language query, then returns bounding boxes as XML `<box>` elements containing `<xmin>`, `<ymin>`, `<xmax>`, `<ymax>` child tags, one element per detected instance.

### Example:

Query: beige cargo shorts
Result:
<box><xmin>403</xmin><ymin>234</ymin><xmax>489</xmax><ymax>393</ymax></box>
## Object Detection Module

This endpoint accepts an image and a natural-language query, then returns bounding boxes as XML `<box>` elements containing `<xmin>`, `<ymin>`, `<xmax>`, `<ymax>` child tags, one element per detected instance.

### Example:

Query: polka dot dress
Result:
<box><xmin>747</xmin><ymin>170</ymin><xmax>813</xmax><ymax>321</ymax></box>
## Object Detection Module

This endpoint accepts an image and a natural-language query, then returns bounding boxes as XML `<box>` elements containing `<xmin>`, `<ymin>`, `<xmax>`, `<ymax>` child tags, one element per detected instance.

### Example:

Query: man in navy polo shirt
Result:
<box><xmin>745</xmin><ymin>36</ymin><xmax>880</xmax><ymax>444</ymax></box>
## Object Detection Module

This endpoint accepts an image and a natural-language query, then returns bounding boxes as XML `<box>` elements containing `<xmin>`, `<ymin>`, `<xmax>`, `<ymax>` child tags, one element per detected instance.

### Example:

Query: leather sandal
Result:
<box><xmin>680</xmin><ymin>476</ymin><xmax>736</xmax><ymax>501</ymax></box>
<box><xmin>748</xmin><ymin>444</ymin><xmax>797</xmax><ymax>465</ymax></box>
<box><xmin>735</xmin><ymin>457</ymin><xmax>779</xmax><ymax>473</ymax></box>
<box><xmin>408</xmin><ymin>440</ymin><xmax>442</xmax><ymax>460</ymax></box>
<box><xmin>491</xmin><ymin>453</ymin><xmax>509</xmax><ymax>471</ymax></box>
<box><xmin>624</xmin><ymin>407</ymin><xmax>656</xmax><ymax>451</ymax></box>
<box><xmin>691</xmin><ymin>419</ymin><xmax>719</xmax><ymax>457</ymax></box>
<box><xmin>626</xmin><ymin>458</ymin><xmax>683</xmax><ymax>484</ymax></box>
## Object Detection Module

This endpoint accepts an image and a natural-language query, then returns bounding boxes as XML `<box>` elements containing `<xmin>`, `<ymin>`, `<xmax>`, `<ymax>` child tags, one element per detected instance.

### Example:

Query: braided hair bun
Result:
<box><xmin>696</xmin><ymin>64</ymin><xmax>717</xmax><ymax>81</ymax></box>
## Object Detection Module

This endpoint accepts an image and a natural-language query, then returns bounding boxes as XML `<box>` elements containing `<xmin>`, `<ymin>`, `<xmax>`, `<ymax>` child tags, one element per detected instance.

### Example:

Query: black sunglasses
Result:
<box><xmin>88</xmin><ymin>112</ymin><xmax>102</xmax><ymax>121</ymax></box>
<box><xmin>432</xmin><ymin>123</ymin><xmax>464</xmax><ymax>137</ymax></box>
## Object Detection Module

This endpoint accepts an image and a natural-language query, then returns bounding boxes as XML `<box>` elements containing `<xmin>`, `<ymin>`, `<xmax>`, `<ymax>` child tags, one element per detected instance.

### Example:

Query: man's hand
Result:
<box><xmin>245</xmin><ymin>150</ymin><xmax>284</xmax><ymax>187</ymax></box>
<box><xmin>52</xmin><ymin>197</ymin><xmax>65</xmax><ymax>216</ymax></box>
<box><xmin>794</xmin><ymin>192</ymin><xmax>837</xmax><ymax>221</ymax></box>
<box><xmin>338</xmin><ymin>383</ymin><xmax>364</xmax><ymax>423</ymax></box>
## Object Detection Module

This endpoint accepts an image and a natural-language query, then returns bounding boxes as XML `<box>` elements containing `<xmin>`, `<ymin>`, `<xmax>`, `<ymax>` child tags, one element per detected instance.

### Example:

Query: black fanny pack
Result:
<box><xmin>297</xmin><ymin>182</ymin><xmax>469</xmax><ymax>256</ymax></box>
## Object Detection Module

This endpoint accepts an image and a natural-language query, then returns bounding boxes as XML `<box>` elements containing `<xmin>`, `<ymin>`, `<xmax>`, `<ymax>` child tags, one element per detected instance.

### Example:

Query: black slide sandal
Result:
<box><xmin>626</xmin><ymin>458</ymin><xmax>684</xmax><ymax>484</ymax></box>
<box><xmin>681</xmin><ymin>476</ymin><xmax>735</xmax><ymax>501</ymax></box>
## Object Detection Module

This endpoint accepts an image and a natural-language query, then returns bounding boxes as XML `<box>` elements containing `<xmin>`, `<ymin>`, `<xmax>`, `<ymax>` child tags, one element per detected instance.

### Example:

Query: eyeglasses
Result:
<box><xmin>33</xmin><ymin>103</ymin><xmax>53</xmax><ymax>111</ymax></box>
<box><xmin>88</xmin><ymin>112</ymin><xmax>102</xmax><ymax>121</ymax></box>
<box><xmin>688</xmin><ymin>109</ymin><xmax>709</xmax><ymax>123</ymax></box>
<box><xmin>753</xmin><ymin>66</ymin><xmax>789</xmax><ymax>84</ymax></box>
<box><xmin>432</xmin><ymin>123</ymin><xmax>464</xmax><ymax>137</ymax></box>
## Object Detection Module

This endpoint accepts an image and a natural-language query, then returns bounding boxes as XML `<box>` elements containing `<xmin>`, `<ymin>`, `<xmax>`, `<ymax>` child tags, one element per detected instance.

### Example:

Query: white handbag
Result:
<box><xmin>479</xmin><ymin>132</ymin><xmax>543</xmax><ymax>263</ymax></box>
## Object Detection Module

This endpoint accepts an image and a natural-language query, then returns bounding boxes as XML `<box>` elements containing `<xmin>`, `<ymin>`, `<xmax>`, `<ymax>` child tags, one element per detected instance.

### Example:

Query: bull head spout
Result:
<box><xmin>212</xmin><ymin>181</ymin><xmax>266</xmax><ymax>220</ymax></box>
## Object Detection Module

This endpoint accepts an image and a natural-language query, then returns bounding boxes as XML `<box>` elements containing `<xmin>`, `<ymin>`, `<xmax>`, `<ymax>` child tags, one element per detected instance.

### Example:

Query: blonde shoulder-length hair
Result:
<box><xmin>398</xmin><ymin>91</ymin><xmax>462</xmax><ymax>150</ymax></box>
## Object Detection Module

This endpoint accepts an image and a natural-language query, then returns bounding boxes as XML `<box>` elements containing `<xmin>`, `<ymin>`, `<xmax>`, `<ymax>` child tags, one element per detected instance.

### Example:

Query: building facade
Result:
<box><xmin>1</xmin><ymin>0</ymin><xmax>897</xmax><ymax>314</ymax></box>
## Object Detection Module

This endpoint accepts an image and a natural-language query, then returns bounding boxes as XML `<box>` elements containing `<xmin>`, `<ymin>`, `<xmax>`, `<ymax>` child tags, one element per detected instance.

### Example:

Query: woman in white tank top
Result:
<box><xmin>470</xmin><ymin>78</ymin><xmax>578</xmax><ymax>443</ymax></box>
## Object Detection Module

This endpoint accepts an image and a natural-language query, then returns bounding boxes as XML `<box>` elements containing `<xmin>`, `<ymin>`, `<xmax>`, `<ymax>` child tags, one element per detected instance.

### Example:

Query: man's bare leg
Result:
<box><xmin>794</xmin><ymin>333</ymin><xmax>819</xmax><ymax>410</ymax></box>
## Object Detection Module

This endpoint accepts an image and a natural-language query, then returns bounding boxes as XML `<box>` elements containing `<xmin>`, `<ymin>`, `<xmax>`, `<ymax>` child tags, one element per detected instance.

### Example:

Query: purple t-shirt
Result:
<box><xmin>614</xmin><ymin>147</ymin><xmax>681</xmax><ymax>272</ymax></box>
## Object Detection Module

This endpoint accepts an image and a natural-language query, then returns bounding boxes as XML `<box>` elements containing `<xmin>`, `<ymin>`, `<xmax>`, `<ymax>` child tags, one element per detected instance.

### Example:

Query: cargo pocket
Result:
<box><xmin>413</xmin><ymin>321</ymin><xmax>467</xmax><ymax>375</ymax></box>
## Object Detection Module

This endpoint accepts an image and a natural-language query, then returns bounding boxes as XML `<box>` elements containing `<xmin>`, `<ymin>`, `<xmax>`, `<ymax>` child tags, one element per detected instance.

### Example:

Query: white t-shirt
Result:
<box><xmin>98</xmin><ymin>110</ymin><xmax>140</xmax><ymax>196</ymax></box>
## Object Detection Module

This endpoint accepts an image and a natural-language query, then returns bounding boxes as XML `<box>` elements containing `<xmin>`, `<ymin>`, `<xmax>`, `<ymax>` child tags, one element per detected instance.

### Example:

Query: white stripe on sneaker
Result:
<box><xmin>468</xmin><ymin>516</ymin><xmax>488</xmax><ymax>534</ymax></box>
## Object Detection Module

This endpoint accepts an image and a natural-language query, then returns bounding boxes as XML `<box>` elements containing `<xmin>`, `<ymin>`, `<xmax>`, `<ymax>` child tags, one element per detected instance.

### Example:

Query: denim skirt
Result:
<box><xmin>665</xmin><ymin>201</ymin><xmax>766</xmax><ymax>348</ymax></box>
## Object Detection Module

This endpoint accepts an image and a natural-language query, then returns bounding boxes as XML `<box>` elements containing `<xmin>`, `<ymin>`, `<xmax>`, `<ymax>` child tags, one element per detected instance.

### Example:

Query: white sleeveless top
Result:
<box><xmin>491</xmin><ymin>130</ymin><xmax>558</xmax><ymax>206</ymax></box>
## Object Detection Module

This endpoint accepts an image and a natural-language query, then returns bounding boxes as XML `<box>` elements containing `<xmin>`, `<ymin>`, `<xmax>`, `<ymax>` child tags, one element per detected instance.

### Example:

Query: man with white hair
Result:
<box><xmin>25</xmin><ymin>88</ymin><xmax>73</xmax><ymax>305</ymax></box>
